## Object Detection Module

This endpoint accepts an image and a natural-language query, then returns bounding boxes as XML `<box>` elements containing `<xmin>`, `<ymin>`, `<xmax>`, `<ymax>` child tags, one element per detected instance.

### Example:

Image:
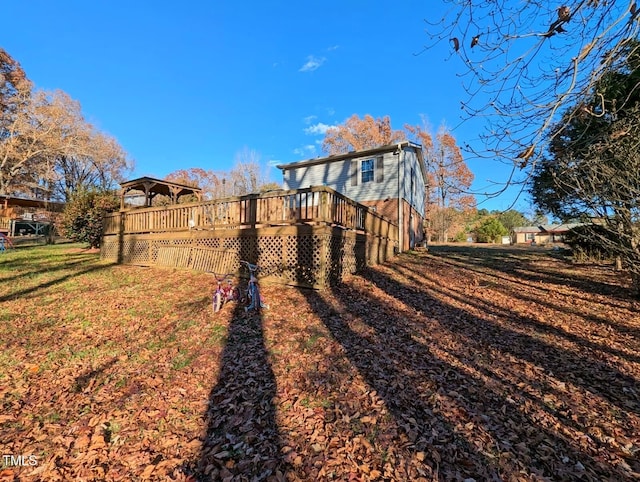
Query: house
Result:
<box><xmin>277</xmin><ymin>142</ymin><xmax>427</xmax><ymax>251</ymax></box>
<box><xmin>0</xmin><ymin>195</ymin><xmax>64</xmax><ymax>237</ymax></box>
<box><xmin>513</xmin><ymin>223</ymin><xmax>583</xmax><ymax>244</ymax></box>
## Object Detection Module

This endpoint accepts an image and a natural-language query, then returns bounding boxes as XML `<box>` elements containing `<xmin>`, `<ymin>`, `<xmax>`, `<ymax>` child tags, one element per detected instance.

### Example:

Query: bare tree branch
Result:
<box><xmin>424</xmin><ymin>1</ymin><xmax>640</xmax><ymax>175</ymax></box>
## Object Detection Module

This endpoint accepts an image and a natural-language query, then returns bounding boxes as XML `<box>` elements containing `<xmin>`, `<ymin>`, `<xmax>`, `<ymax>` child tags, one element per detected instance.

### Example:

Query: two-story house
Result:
<box><xmin>277</xmin><ymin>141</ymin><xmax>426</xmax><ymax>251</ymax></box>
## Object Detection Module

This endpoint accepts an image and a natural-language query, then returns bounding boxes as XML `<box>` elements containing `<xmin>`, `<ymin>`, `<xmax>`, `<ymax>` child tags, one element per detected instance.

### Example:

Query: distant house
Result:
<box><xmin>0</xmin><ymin>195</ymin><xmax>64</xmax><ymax>236</ymax></box>
<box><xmin>277</xmin><ymin>142</ymin><xmax>427</xmax><ymax>251</ymax></box>
<box><xmin>513</xmin><ymin>223</ymin><xmax>583</xmax><ymax>244</ymax></box>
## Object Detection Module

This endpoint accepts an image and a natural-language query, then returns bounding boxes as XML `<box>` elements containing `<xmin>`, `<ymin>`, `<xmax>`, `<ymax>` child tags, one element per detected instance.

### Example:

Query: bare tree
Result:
<box><xmin>165</xmin><ymin>167</ymin><xmax>221</xmax><ymax>201</ymax></box>
<box><xmin>229</xmin><ymin>147</ymin><xmax>270</xmax><ymax>195</ymax></box>
<box><xmin>0</xmin><ymin>89</ymin><xmax>131</xmax><ymax>199</ymax></box>
<box><xmin>405</xmin><ymin>122</ymin><xmax>475</xmax><ymax>242</ymax></box>
<box><xmin>424</xmin><ymin>1</ymin><xmax>640</xmax><ymax>191</ymax></box>
<box><xmin>53</xmin><ymin>131</ymin><xmax>132</xmax><ymax>201</ymax></box>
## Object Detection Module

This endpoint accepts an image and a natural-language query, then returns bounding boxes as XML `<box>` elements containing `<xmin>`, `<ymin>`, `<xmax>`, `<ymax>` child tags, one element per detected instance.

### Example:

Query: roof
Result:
<box><xmin>513</xmin><ymin>223</ymin><xmax>584</xmax><ymax>233</ymax></box>
<box><xmin>276</xmin><ymin>141</ymin><xmax>427</xmax><ymax>186</ymax></box>
<box><xmin>120</xmin><ymin>176</ymin><xmax>202</xmax><ymax>198</ymax></box>
<box><xmin>541</xmin><ymin>223</ymin><xmax>584</xmax><ymax>232</ymax></box>
<box><xmin>513</xmin><ymin>226</ymin><xmax>543</xmax><ymax>233</ymax></box>
<box><xmin>0</xmin><ymin>195</ymin><xmax>65</xmax><ymax>212</ymax></box>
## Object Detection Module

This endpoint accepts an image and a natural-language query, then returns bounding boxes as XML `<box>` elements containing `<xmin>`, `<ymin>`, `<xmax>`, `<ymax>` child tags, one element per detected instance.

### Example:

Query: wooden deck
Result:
<box><xmin>101</xmin><ymin>187</ymin><xmax>398</xmax><ymax>288</ymax></box>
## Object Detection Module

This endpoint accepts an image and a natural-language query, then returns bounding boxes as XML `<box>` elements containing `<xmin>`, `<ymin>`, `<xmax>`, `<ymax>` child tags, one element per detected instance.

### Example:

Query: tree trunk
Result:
<box><xmin>632</xmin><ymin>272</ymin><xmax>640</xmax><ymax>299</ymax></box>
<box><xmin>615</xmin><ymin>256</ymin><xmax>623</xmax><ymax>271</ymax></box>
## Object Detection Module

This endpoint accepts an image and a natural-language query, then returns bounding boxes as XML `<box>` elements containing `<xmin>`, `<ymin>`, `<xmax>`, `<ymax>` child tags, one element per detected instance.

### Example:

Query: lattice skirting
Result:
<box><xmin>100</xmin><ymin>225</ymin><xmax>396</xmax><ymax>288</ymax></box>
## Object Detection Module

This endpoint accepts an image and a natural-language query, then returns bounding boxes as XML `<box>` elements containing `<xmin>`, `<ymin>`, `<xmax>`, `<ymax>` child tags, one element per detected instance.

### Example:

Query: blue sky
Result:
<box><xmin>3</xmin><ymin>0</ymin><xmax>530</xmax><ymax>212</ymax></box>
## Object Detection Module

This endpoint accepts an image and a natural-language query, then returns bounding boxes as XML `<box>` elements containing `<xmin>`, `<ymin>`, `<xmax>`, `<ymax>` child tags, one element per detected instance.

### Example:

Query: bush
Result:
<box><xmin>564</xmin><ymin>224</ymin><xmax>616</xmax><ymax>263</ymax></box>
<box><xmin>60</xmin><ymin>190</ymin><xmax>119</xmax><ymax>248</ymax></box>
<box><xmin>453</xmin><ymin>231</ymin><xmax>468</xmax><ymax>243</ymax></box>
<box><xmin>475</xmin><ymin>218</ymin><xmax>508</xmax><ymax>243</ymax></box>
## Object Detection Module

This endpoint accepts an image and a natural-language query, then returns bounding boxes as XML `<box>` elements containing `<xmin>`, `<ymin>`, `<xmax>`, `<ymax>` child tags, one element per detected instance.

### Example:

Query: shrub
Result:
<box><xmin>475</xmin><ymin>218</ymin><xmax>508</xmax><ymax>243</ymax></box>
<box><xmin>453</xmin><ymin>231</ymin><xmax>468</xmax><ymax>243</ymax></box>
<box><xmin>60</xmin><ymin>189</ymin><xmax>119</xmax><ymax>248</ymax></box>
<box><xmin>563</xmin><ymin>224</ymin><xmax>616</xmax><ymax>263</ymax></box>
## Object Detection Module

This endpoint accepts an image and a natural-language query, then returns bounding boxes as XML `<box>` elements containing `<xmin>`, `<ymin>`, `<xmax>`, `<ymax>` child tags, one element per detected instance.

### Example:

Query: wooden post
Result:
<box><xmin>319</xmin><ymin>227</ymin><xmax>328</xmax><ymax>287</ymax></box>
<box><xmin>320</xmin><ymin>190</ymin><xmax>329</xmax><ymax>225</ymax></box>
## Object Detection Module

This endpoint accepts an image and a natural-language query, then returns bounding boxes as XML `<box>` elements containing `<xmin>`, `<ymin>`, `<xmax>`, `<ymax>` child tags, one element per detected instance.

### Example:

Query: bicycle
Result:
<box><xmin>240</xmin><ymin>260</ymin><xmax>268</xmax><ymax>312</ymax></box>
<box><xmin>0</xmin><ymin>233</ymin><xmax>13</xmax><ymax>253</ymax></box>
<box><xmin>208</xmin><ymin>272</ymin><xmax>239</xmax><ymax>313</ymax></box>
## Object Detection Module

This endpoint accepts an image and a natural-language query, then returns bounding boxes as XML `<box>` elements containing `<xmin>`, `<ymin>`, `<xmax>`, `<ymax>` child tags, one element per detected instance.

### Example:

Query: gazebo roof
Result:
<box><xmin>120</xmin><ymin>176</ymin><xmax>202</xmax><ymax>208</ymax></box>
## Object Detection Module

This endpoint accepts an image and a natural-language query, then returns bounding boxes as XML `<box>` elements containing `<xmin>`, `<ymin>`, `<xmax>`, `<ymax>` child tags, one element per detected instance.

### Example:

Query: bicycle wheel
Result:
<box><xmin>245</xmin><ymin>283</ymin><xmax>260</xmax><ymax>312</ymax></box>
<box><xmin>213</xmin><ymin>291</ymin><xmax>223</xmax><ymax>313</ymax></box>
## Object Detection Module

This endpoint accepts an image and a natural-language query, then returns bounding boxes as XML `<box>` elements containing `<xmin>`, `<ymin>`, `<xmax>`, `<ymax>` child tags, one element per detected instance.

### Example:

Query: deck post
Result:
<box><xmin>320</xmin><ymin>190</ymin><xmax>329</xmax><ymax>225</ymax></box>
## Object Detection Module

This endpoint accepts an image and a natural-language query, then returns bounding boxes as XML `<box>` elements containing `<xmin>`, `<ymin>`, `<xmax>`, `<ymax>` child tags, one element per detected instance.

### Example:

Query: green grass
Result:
<box><xmin>171</xmin><ymin>350</ymin><xmax>196</xmax><ymax>371</ymax></box>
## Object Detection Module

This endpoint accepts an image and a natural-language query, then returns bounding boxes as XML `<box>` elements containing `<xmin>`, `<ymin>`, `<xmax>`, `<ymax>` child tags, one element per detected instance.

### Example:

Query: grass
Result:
<box><xmin>0</xmin><ymin>242</ymin><xmax>639</xmax><ymax>480</ymax></box>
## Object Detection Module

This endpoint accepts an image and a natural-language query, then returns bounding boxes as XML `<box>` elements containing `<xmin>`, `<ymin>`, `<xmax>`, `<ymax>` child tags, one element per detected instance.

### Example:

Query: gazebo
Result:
<box><xmin>119</xmin><ymin>177</ymin><xmax>203</xmax><ymax>209</ymax></box>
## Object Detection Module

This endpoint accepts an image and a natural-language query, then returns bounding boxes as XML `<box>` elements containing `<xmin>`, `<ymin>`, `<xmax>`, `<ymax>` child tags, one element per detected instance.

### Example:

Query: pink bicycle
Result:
<box><xmin>209</xmin><ymin>272</ymin><xmax>239</xmax><ymax>313</ymax></box>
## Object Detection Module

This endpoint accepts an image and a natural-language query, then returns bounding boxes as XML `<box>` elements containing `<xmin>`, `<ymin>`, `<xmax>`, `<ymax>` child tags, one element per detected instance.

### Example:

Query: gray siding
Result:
<box><xmin>282</xmin><ymin>146</ymin><xmax>426</xmax><ymax>217</ymax></box>
<box><xmin>401</xmin><ymin>148</ymin><xmax>426</xmax><ymax>217</ymax></box>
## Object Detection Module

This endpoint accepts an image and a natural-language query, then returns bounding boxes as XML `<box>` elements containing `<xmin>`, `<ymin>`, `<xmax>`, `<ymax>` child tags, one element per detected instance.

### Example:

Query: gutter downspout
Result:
<box><xmin>396</xmin><ymin>143</ymin><xmax>403</xmax><ymax>253</ymax></box>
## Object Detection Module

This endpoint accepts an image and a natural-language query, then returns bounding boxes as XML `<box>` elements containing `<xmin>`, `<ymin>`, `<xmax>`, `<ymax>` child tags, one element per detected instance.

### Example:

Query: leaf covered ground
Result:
<box><xmin>0</xmin><ymin>243</ymin><xmax>639</xmax><ymax>481</ymax></box>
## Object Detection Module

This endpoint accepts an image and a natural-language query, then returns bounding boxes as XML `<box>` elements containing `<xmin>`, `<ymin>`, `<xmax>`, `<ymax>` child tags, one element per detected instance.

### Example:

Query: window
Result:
<box><xmin>350</xmin><ymin>157</ymin><xmax>383</xmax><ymax>186</ymax></box>
<box><xmin>361</xmin><ymin>159</ymin><xmax>374</xmax><ymax>183</ymax></box>
<box><xmin>526</xmin><ymin>233</ymin><xmax>535</xmax><ymax>241</ymax></box>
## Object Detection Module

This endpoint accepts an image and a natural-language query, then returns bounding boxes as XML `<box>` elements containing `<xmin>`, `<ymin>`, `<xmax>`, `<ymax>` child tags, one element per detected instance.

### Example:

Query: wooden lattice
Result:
<box><xmin>101</xmin><ymin>224</ymin><xmax>396</xmax><ymax>288</ymax></box>
<box><xmin>120</xmin><ymin>239</ymin><xmax>151</xmax><ymax>265</ymax></box>
<box><xmin>100</xmin><ymin>239</ymin><xmax>119</xmax><ymax>261</ymax></box>
<box><xmin>156</xmin><ymin>246</ymin><xmax>191</xmax><ymax>268</ymax></box>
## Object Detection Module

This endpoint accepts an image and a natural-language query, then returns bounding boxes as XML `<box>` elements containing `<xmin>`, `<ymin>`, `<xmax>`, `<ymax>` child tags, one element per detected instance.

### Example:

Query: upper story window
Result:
<box><xmin>351</xmin><ymin>156</ymin><xmax>383</xmax><ymax>186</ymax></box>
<box><xmin>361</xmin><ymin>159</ymin><xmax>375</xmax><ymax>183</ymax></box>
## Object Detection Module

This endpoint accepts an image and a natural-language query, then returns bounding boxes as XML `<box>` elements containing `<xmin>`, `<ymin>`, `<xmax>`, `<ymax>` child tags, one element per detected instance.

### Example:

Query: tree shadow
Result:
<box><xmin>73</xmin><ymin>358</ymin><xmax>119</xmax><ymax>393</ymax></box>
<box><xmin>301</xmin><ymin>286</ymin><xmax>504</xmax><ymax>480</ymax></box>
<box><xmin>190</xmin><ymin>289</ymin><xmax>285</xmax><ymax>480</ymax></box>
<box><xmin>394</xmin><ymin>260</ymin><xmax>640</xmax><ymax>365</ymax></box>
<box><xmin>386</xmin><ymin>260</ymin><xmax>639</xmax><ymax>413</ymax></box>
<box><xmin>316</xmin><ymin>266</ymin><xmax>638</xmax><ymax>478</ymax></box>
<box><xmin>430</xmin><ymin>245</ymin><xmax>636</xmax><ymax>301</ymax></box>
<box><xmin>0</xmin><ymin>262</ymin><xmax>114</xmax><ymax>303</ymax></box>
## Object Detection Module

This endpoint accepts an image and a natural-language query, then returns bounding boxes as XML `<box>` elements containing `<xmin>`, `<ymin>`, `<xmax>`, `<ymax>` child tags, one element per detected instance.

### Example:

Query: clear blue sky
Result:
<box><xmin>3</xmin><ymin>0</ymin><xmax>529</xmax><ymax>212</ymax></box>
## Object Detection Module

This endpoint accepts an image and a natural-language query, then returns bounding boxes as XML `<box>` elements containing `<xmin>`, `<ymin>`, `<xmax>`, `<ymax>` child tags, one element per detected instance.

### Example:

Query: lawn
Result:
<box><xmin>1</xmin><ymin>243</ymin><xmax>639</xmax><ymax>481</ymax></box>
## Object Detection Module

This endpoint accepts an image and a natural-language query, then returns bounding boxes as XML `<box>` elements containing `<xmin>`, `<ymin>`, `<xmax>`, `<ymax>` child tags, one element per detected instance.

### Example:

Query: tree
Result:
<box><xmin>53</xmin><ymin>130</ymin><xmax>132</xmax><ymax>202</ymax></box>
<box><xmin>497</xmin><ymin>209</ymin><xmax>528</xmax><ymax>233</ymax></box>
<box><xmin>322</xmin><ymin>114</ymin><xmax>405</xmax><ymax>155</ymax></box>
<box><xmin>0</xmin><ymin>47</ymin><xmax>31</xmax><ymax>113</ymax></box>
<box><xmin>1</xmin><ymin>49</ymin><xmax>131</xmax><ymax>200</ymax></box>
<box><xmin>164</xmin><ymin>148</ymin><xmax>277</xmax><ymax>201</ymax></box>
<box><xmin>475</xmin><ymin>217</ymin><xmax>508</xmax><ymax>243</ymax></box>
<box><xmin>1</xmin><ymin>88</ymin><xmax>131</xmax><ymax>200</ymax></box>
<box><xmin>1</xmin><ymin>89</ymin><xmax>70</xmax><ymax>196</ymax></box>
<box><xmin>228</xmin><ymin>147</ymin><xmax>271</xmax><ymax>196</ymax></box>
<box><xmin>60</xmin><ymin>189</ymin><xmax>119</xmax><ymax>248</ymax></box>
<box><xmin>424</xmin><ymin>126</ymin><xmax>475</xmax><ymax>242</ymax></box>
<box><xmin>424</xmin><ymin>2</ymin><xmax>640</xmax><ymax>190</ymax></box>
<box><xmin>530</xmin><ymin>42</ymin><xmax>640</xmax><ymax>296</ymax></box>
<box><xmin>165</xmin><ymin>167</ymin><xmax>220</xmax><ymax>201</ymax></box>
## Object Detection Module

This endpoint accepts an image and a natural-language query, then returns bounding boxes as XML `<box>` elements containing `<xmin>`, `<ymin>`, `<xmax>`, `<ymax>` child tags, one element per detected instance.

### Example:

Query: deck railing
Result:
<box><xmin>103</xmin><ymin>186</ymin><xmax>397</xmax><ymax>241</ymax></box>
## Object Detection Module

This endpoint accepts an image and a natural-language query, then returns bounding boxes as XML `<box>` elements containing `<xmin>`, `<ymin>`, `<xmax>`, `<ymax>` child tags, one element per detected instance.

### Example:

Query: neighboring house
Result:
<box><xmin>277</xmin><ymin>141</ymin><xmax>427</xmax><ymax>251</ymax></box>
<box><xmin>0</xmin><ymin>195</ymin><xmax>64</xmax><ymax>236</ymax></box>
<box><xmin>513</xmin><ymin>223</ymin><xmax>583</xmax><ymax>244</ymax></box>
